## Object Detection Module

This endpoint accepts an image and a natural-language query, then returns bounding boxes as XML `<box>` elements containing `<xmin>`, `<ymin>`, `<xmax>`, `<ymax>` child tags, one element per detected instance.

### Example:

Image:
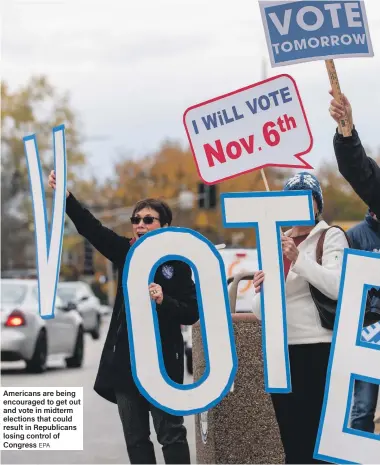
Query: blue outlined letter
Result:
<box><xmin>315</xmin><ymin>250</ymin><xmax>380</xmax><ymax>464</ymax></box>
<box><xmin>221</xmin><ymin>191</ymin><xmax>314</xmax><ymax>392</ymax></box>
<box><xmin>122</xmin><ymin>227</ymin><xmax>237</xmax><ymax>415</ymax></box>
<box><xmin>24</xmin><ymin>125</ymin><xmax>67</xmax><ymax>319</ymax></box>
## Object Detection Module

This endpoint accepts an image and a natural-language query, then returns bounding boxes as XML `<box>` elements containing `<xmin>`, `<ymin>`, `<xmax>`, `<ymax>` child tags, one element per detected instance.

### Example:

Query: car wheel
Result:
<box><xmin>25</xmin><ymin>330</ymin><xmax>47</xmax><ymax>373</ymax></box>
<box><xmin>66</xmin><ymin>326</ymin><xmax>84</xmax><ymax>368</ymax></box>
<box><xmin>90</xmin><ymin>314</ymin><xmax>101</xmax><ymax>340</ymax></box>
<box><xmin>186</xmin><ymin>349</ymin><xmax>193</xmax><ymax>375</ymax></box>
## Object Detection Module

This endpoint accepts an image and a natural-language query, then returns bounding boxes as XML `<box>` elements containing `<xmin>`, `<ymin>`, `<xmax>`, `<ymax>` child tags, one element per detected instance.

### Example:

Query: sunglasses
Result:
<box><xmin>130</xmin><ymin>216</ymin><xmax>160</xmax><ymax>225</ymax></box>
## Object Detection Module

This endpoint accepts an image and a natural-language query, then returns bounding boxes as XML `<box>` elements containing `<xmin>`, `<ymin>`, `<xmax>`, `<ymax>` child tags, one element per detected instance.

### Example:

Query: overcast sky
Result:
<box><xmin>3</xmin><ymin>0</ymin><xmax>380</xmax><ymax>183</ymax></box>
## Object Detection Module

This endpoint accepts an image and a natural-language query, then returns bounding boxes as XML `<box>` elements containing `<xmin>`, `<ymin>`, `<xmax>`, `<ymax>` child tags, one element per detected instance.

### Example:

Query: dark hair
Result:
<box><xmin>132</xmin><ymin>198</ymin><xmax>173</xmax><ymax>227</ymax></box>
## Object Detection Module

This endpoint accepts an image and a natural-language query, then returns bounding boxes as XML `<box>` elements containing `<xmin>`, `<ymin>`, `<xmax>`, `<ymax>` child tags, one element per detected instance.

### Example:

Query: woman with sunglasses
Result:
<box><xmin>48</xmin><ymin>171</ymin><xmax>199</xmax><ymax>464</ymax></box>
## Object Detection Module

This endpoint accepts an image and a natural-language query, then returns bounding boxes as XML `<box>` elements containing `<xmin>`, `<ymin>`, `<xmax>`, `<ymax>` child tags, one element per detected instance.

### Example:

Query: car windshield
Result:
<box><xmin>1</xmin><ymin>282</ymin><xmax>28</xmax><ymax>305</ymax></box>
<box><xmin>30</xmin><ymin>286</ymin><xmax>64</xmax><ymax>307</ymax></box>
<box><xmin>57</xmin><ymin>287</ymin><xmax>77</xmax><ymax>303</ymax></box>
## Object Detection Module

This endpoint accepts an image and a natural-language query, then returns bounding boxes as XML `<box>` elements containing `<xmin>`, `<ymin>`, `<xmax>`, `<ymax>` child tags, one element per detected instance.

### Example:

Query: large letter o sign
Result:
<box><xmin>122</xmin><ymin>227</ymin><xmax>237</xmax><ymax>415</ymax></box>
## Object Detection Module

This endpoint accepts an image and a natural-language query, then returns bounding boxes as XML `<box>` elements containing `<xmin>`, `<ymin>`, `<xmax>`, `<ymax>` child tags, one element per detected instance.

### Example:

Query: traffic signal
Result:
<box><xmin>198</xmin><ymin>183</ymin><xmax>217</xmax><ymax>209</ymax></box>
<box><xmin>83</xmin><ymin>239</ymin><xmax>94</xmax><ymax>275</ymax></box>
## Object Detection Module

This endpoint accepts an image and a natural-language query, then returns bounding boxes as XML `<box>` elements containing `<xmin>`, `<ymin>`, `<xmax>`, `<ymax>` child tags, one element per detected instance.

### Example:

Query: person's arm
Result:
<box><xmin>66</xmin><ymin>192</ymin><xmax>131</xmax><ymax>264</ymax></box>
<box><xmin>291</xmin><ymin>228</ymin><xmax>349</xmax><ymax>300</ymax></box>
<box><xmin>156</xmin><ymin>263</ymin><xmax>199</xmax><ymax>325</ymax></box>
<box><xmin>251</xmin><ymin>271</ymin><xmax>264</xmax><ymax>319</ymax></box>
<box><xmin>346</xmin><ymin>228</ymin><xmax>358</xmax><ymax>250</ymax></box>
<box><xmin>347</xmin><ymin>228</ymin><xmax>380</xmax><ymax>299</ymax></box>
<box><xmin>329</xmin><ymin>92</ymin><xmax>380</xmax><ymax>217</ymax></box>
<box><xmin>252</xmin><ymin>292</ymin><xmax>262</xmax><ymax>320</ymax></box>
<box><xmin>334</xmin><ymin>129</ymin><xmax>380</xmax><ymax>217</ymax></box>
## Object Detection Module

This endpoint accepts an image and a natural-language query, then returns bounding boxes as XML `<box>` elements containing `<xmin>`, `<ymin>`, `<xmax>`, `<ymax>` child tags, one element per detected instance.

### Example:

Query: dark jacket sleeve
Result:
<box><xmin>346</xmin><ymin>226</ymin><xmax>360</xmax><ymax>250</ymax></box>
<box><xmin>346</xmin><ymin>224</ymin><xmax>380</xmax><ymax>300</ymax></box>
<box><xmin>346</xmin><ymin>228</ymin><xmax>356</xmax><ymax>249</ymax></box>
<box><xmin>66</xmin><ymin>192</ymin><xmax>131</xmax><ymax>264</ymax></box>
<box><xmin>156</xmin><ymin>263</ymin><xmax>199</xmax><ymax>325</ymax></box>
<box><xmin>334</xmin><ymin>128</ymin><xmax>380</xmax><ymax>217</ymax></box>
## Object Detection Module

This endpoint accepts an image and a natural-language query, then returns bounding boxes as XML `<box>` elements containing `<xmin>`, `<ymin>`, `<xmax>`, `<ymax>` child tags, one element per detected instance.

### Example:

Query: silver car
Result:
<box><xmin>1</xmin><ymin>279</ymin><xmax>85</xmax><ymax>372</ymax></box>
<box><xmin>57</xmin><ymin>281</ymin><xmax>102</xmax><ymax>340</ymax></box>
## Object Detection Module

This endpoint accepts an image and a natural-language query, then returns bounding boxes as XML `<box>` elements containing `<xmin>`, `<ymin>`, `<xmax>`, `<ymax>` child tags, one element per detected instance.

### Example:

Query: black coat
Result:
<box><xmin>334</xmin><ymin>127</ymin><xmax>380</xmax><ymax>218</ymax></box>
<box><xmin>347</xmin><ymin>212</ymin><xmax>380</xmax><ymax>308</ymax></box>
<box><xmin>66</xmin><ymin>193</ymin><xmax>199</xmax><ymax>404</ymax></box>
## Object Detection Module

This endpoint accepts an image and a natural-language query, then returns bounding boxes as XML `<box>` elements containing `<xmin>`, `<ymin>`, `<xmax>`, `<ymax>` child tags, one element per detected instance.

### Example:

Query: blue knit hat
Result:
<box><xmin>283</xmin><ymin>172</ymin><xmax>323</xmax><ymax>214</ymax></box>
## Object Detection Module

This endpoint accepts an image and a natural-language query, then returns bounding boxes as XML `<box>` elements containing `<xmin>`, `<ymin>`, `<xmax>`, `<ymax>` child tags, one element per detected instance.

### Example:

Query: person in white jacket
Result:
<box><xmin>252</xmin><ymin>172</ymin><xmax>349</xmax><ymax>465</ymax></box>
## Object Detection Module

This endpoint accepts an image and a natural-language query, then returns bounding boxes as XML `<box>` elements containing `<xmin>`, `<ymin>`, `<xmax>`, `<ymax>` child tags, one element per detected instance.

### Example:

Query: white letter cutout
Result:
<box><xmin>122</xmin><ymin>228</ymin><xmax>237</xmax><ymax>415</ymax></box>
<box><xmin>315</xmin><ymin>250</ymin><xmax>380</xmax><ymax>464</ymax></box>
<box><xmin>221</xmin><ymin>191</ymin><xmax>314</xmax><ymax>392</ymax></box>
<box><xmin>24</xmin><ymin>125</ymin><xmax>67</xmax><ymax>318</ymax></box>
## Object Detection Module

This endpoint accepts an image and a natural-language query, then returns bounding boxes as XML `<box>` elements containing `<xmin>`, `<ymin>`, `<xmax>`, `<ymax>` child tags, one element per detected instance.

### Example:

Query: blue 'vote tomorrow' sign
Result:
<box><xmin>259</xmin><ymin>0</ymin><xmax>374</xmax><ymax>67</ymax></box>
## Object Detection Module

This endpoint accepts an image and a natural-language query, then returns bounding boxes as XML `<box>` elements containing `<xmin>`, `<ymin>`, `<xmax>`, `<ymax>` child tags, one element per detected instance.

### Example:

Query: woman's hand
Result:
<box><xmin>149</xmin><ymin>283</ymin><xmax>164</xmax><ymax>305</ymax></box>
<box><xmin>281</xmin><ymin>236</ymin><xmax>299</xmax><ymax>263</ymax></box>
<box><xmin>48</xmin><ymin>170</ymin><xmax>69</xmax><ymax>198</ymax></box>
<box><xmin>328</xmin><ymin>90</ymin><xmax>353</xmax><ymax>134</ymax></box>
<box><xmin>253</xmin><ymin>271</ymin><xmax>265</xmax><ymax>293</ymax></box>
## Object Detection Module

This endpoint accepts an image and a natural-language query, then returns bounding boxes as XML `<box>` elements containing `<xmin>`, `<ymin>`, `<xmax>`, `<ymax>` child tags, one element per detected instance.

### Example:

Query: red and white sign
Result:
<box><xmin>183</xmin><ymin>74</ymin><xmax>313</xmax><ymax>185</ymax></box>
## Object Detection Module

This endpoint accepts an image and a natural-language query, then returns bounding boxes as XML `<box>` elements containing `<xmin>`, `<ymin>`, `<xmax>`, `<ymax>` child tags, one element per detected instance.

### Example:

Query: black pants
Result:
<box><xmin>115</xmin><ymin>390</ymin><xmax>190</xmax><ymax>464</ymax></box>
<box><xmin>271</xmin><ymin>343</ymin><xmax>331</xmax><ymax>464</ymax></box>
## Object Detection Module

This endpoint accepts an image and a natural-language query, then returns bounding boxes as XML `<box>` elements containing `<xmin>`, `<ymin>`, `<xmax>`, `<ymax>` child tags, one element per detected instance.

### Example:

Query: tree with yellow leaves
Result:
<box><xmin>1</xmin><ymin>76</ymin><xmax>86</xmax><ymax>270</ymax></box>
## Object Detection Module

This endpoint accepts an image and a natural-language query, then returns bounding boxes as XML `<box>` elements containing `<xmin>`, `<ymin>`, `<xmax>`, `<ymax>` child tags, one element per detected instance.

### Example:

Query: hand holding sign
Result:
<box><xmin>184</xmin><ymin>74</ymin><xmax>313</xmax><ymax>184</ymax></box>
<box><xmin>49</xmin><ymin>170</ymin><xmax>70</xmax><ymax>198</ymax></box>
<box><xmin>328</xmin><ymin>89</ymin><xmax>353</xmax><ymax>134</ymax></box>
<box><xmin>148</xmin><ymin>283</ymin><xmax>163</xmax><ymax>305</ymax></box>
<box><xmin>281</xmin><ymin>236</ymin><xmax>299</xmax><ymax>263</ymax></box>
<box><xmin>259</xmin><ymin>0</ymin><xmax>374</xmax><ymax>137</ymax></box>
<box><xmin>253</xmin><ymin>271</ymin><xmax>265</xmax><ymax>293</ymax></box>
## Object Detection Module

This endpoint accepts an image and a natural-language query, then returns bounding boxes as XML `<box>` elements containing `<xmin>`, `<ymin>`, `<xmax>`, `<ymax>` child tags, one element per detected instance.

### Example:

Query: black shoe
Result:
<box><xmin>128</xmin><ymin>443</ymin><xmax>157</xmax><ymax>464</ymax></box>
<box><xmin>163</xmin><ymin>442</ymin><xmax>191</xmax><ymax>464</ymax></box>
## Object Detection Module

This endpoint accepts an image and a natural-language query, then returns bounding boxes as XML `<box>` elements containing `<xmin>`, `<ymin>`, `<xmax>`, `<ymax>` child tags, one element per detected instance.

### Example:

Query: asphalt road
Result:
<box><xmin>1</xmin><ymin>316</ymin><xmax>196</xmax><ymax>464</ymax></box>
<box><xmin>3</xmin><ymin>316</ymin><xmax>379</xmax><ymax>465</ymax></box>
